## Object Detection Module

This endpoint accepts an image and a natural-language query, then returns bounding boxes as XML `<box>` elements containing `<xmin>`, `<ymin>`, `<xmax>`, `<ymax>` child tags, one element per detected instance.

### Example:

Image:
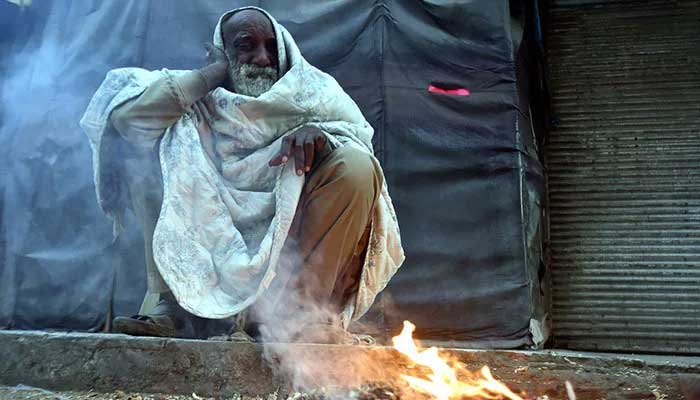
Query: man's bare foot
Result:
<box><xmin>292</xmin><ymin>324</ymin><xmax>375</xmax><ymax>345</ymax></box>
<box><xmin>208</xmin><ymin>330</ymin><xmax>256</xmax><ymax>342</ymax></box>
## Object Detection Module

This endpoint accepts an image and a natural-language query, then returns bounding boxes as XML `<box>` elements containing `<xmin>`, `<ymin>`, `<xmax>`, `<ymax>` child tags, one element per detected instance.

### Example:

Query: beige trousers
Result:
<box><xmin>124</xmin><ymin>144</ymin><xmax>382</xmax><ymax>319</ymax></box>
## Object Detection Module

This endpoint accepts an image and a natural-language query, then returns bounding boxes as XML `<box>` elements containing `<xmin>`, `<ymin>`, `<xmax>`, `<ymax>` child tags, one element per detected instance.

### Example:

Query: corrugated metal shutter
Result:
<box><xmin>545</xmin><ymin>0</ymin><xmax>700</xmax><ymax>353</ymax></box>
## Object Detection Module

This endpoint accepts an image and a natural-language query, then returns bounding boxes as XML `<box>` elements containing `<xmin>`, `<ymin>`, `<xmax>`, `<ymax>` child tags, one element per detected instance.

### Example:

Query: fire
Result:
<box><xmin>392</xmin><ymin>321</ymin><xmax>525</xmax><ymax>400</ymax></box>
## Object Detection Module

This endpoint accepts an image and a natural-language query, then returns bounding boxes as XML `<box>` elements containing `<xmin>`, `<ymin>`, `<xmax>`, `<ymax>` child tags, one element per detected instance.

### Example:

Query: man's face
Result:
<box><xmin>221</xmin><ymin>10</ymin><xmax>279</xmax><ymax>97</ymax></box>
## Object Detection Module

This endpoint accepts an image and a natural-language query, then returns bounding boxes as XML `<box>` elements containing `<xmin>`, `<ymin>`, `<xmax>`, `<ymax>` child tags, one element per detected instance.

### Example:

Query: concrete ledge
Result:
<box><xmin>1</xmin><ymin>330</ymin><xmax>699</xmax><ymax>399</ymax></box>
<box><xmin>0</xmin><ymin>330</ymin><xmax>278</xmax><ymax>397</ymax></box>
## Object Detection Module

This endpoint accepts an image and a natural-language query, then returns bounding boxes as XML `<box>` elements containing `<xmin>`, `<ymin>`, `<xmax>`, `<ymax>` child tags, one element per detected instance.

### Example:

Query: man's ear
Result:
<box><xmin>219</xmin><ymin>31</ymin><xmax>234</xmax><ymax>62</ymax></box>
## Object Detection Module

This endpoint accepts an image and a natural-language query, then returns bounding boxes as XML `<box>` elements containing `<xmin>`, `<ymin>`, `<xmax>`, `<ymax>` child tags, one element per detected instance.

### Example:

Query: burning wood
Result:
<box><xmin>391</xmin><ymin>321</ymin><xmax>524</xmax><ymax>400</ymax></box>
<box><xmin>274</xmin><ymin>320</ymin><xmax>579</xmax><ymax>400</ymax></box>
<box><xmin>391</xmin><ymin>321</ymin><xmax>576</xmax><ymax>400</ymax></box>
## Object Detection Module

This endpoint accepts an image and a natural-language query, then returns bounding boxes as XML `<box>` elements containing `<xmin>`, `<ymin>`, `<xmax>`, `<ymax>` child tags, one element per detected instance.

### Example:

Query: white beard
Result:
<box><xmin>228</xmin><ymin>59</ymin><xmax>277</xmax><ymax>97</ymax></box>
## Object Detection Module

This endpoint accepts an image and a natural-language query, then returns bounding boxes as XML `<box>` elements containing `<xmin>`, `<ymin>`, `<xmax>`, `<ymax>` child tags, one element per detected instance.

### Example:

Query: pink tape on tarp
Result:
<box><xmin>428</xmin><ymin>84</ymin><xmax>470</xmax><ymax>96</ymax></box>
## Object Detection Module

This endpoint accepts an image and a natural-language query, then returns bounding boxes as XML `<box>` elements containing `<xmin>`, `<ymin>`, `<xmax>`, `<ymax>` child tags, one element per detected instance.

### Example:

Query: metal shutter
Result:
<box><xmin>545</xmin><ymin>0</ymin><xmax>700</xmax><ymax>353</ymax></box>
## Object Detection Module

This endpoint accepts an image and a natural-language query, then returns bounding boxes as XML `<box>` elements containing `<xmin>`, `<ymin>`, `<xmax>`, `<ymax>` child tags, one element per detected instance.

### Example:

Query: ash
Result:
<box><xmin>0</xmin><ymin>383</ymin><xmax>401</xmax><ymax>400</ymax></box>
<box><xmin>287</xmin><ymin>382</ymin><xmax>400</xmax><ymax>400</ymax></box>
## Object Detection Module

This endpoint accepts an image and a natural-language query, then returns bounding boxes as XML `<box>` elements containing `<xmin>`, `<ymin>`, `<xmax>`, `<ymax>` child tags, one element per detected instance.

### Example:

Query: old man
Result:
<box><xmin>80</xmin><ymin>7</ymin><xmax>403</xmax><ymax>342</ymax></box>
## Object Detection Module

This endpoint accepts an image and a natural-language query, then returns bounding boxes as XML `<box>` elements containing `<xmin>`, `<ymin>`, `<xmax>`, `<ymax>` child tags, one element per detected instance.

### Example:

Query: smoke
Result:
<box><xmin>241</xmin><ymin>234</ymin><xmax>402</xmax><ymax>395</ymax></box>
<box><xmin>255</xmin><ymin>297</ymin><xmax>397</xmax><ymax>395</ymax></box>
<box><xmin>0</xmin><ymin>1</ymin><xmax>150</xmax><ymax>330</ymax></box>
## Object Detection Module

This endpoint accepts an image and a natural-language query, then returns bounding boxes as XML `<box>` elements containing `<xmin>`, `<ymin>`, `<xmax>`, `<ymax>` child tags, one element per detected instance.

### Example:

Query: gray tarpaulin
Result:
<box><xmin>0</xmin><ymin>0</ymin><xmax>546</xmax><ymax>347</ymax></box>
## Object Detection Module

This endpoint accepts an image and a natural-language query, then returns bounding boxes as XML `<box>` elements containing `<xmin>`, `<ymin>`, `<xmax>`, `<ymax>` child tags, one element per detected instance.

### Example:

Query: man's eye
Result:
<box><xmin>236</xmin><ymin>42</ymin><xmax>253</xmax><ymax>51</ymax></box>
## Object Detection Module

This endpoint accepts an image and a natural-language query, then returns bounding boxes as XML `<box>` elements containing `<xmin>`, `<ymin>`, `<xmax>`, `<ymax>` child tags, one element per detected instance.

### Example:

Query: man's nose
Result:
<box><xmin>251</xmin><ymin>47</ymin><xmax>273</xmax><ymax>68</ymax></box>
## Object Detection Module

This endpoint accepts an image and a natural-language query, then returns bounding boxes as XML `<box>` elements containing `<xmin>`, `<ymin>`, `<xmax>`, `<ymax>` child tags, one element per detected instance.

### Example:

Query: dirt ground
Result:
<box><xmin>2</xmin><ymin>379</ymin><xmax>696</xmax><ymax>400</ymax></box>
<box><xmin>0</xmin><ymin>386</ymin><xmax>279</xmax><ymax>400</ymax></box>
<box><xmin>0</xmin><ymin>384</ymin><xmax>402</xmax><ymax>400</ymax></box>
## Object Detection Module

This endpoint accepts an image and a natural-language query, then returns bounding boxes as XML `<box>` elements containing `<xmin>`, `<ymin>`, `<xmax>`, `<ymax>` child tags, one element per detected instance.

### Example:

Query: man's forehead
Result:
<box><xmin>222</xmin><ymin>10</ymin><xmax>275</xmax><ymax>39</ymax></box>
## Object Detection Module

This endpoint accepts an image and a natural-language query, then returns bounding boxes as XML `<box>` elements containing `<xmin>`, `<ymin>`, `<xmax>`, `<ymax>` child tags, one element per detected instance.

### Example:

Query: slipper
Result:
<box><xmin>113</xmin><ymin>314</ymin><xmax>176</xmax><ymax>337</ymax></box>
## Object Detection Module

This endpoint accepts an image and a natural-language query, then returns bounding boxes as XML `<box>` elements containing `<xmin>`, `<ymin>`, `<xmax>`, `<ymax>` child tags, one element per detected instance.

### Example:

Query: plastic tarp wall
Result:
<box><xmin>0</xmin><ymin>0</ymin><xmax>546</xmax><ymax>347</ymax></box>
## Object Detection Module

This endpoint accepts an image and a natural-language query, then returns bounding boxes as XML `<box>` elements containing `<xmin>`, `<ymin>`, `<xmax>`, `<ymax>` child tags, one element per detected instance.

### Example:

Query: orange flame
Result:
<box><xmin>392</xmin><ymin>321</ymin><xmax>524</xmax><ymax>400</ymax></box>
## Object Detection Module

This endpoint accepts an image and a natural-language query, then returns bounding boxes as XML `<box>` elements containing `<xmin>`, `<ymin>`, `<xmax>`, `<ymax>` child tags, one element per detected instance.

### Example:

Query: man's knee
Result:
<box><xmin>325</xmin><ymin>146</ymin><xmax>380</xmax><ymax>202</ymax></box>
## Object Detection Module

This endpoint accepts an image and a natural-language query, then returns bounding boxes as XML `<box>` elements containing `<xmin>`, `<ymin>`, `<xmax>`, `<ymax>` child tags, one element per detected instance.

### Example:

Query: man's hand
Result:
<box><xmin>205</xmin><ymin>43</ymin><xmax>227</xmax><ymax>65</ymax></box>
<box><xmin>269</xmin><ymin>126</ymin><xmax>328</xmax><ymax>175</ymax></box>
<box><xmin>200</xmin><ymin>43</ymin><xmax>229</xmax><ymax>91</ymax></box>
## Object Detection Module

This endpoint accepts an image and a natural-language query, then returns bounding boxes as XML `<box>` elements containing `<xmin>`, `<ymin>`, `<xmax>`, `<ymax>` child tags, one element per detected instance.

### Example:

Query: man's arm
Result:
<box><xmin>111</xmin><ymin>52</ymin><xmax>228</xmax><ymax>149</ymax></box>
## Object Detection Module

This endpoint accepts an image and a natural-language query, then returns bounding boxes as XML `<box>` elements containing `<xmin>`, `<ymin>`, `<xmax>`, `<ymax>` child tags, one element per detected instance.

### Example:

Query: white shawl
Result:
<box><xmin>80</xmin><ymin>7</ymin><xmax>404</xmax><ymax>323</ymax></box>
